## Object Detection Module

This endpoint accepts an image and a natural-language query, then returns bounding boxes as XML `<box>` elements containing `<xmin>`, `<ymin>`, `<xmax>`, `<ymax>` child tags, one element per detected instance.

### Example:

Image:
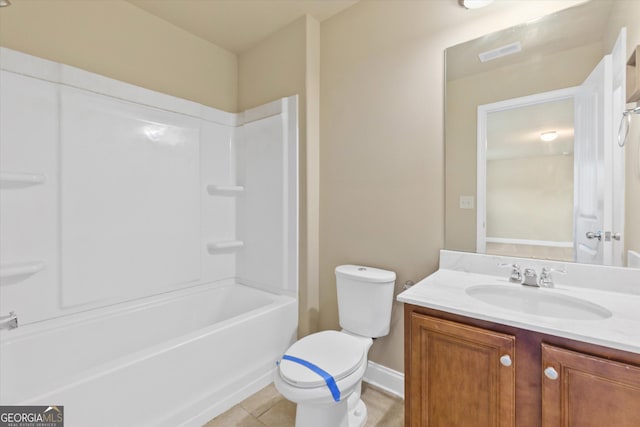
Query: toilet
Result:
<box><xmin>275</xmin><ymin>265</ymin><xmax>396</xmax><ymax>427</ymax></box>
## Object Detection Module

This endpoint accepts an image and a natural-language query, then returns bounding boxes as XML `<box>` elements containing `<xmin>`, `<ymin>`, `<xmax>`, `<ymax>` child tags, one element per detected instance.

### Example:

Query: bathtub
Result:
<box><xmin>0</xmin><ymin>282</ymin><xmax>297</xmax><ymax>427</ymax></box>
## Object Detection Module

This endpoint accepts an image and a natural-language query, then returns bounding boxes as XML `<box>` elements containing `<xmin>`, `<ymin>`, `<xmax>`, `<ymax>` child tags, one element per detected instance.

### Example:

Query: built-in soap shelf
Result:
<box><xmin>0</xmin><ymin>261</ymin><xmax>46</xmax><ymax>281</ymax></box>
<box><xmin>0</xmin><ymin>171</ymin><xmax>46</xmax><ymax>189</ymax></box>
<box><xmin>206</xmin><ymin>185</ymin><xmax>244</xmax><ymax>195</ymax></box>
<box><xmin>207</xmin><ymin>241</ymin><xmax>244</xmax><ymax>252</ymax></box>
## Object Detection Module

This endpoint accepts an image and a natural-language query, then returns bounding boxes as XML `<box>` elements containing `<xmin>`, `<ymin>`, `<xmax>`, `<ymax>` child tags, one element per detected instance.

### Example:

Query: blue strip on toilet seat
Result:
<box><xmin>281</xmin><ymin>354</ymin><xmax>341</xmax><ymax>402</ymax></box>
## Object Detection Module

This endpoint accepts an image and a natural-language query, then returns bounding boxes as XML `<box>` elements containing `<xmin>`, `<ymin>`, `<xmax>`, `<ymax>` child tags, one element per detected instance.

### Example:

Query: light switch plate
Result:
<box><xmin>459</xmin><ymin>196</ymin><xmax>474</xmax><ymax>209</ymax></box>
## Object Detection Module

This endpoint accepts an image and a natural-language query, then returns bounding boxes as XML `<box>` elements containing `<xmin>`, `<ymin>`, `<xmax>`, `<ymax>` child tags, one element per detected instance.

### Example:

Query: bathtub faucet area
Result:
<box><xmin>0</xmin><ymin>312</ymin><xmax>17</xmax><ymax>330</ymax></box>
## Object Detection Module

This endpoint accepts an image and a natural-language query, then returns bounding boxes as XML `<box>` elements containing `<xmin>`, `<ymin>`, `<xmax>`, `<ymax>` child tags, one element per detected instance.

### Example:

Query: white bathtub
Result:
<box><xmin>0</xmin><ymin>282</ymin><xmax>297</xmax><ymax>427</ymax></box>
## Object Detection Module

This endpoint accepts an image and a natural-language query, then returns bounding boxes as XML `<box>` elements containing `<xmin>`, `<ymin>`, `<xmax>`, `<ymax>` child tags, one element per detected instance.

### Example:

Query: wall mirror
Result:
<box><xmin>444</xmin><ymin>0</ymin><xmax>639</xmax><ymax>268</ymax></box>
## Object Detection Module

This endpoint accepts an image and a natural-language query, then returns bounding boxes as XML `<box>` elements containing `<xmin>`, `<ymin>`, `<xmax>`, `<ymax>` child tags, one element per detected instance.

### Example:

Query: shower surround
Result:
<box><xmin>0</xmin><ymin>47</ymin><xmax>298</xmax><ymax>427</ymax></box>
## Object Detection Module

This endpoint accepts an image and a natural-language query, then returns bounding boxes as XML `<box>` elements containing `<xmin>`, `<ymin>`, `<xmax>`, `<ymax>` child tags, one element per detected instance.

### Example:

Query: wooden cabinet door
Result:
<box><xmin>409</xmin><ymin>313</ymin><xmax>515</xmax><ymax>427</ymax></box>
<box><xmin>542</xmin><ymin>343</ymin><xmax>640</xmax><ymax>427</ymax></box>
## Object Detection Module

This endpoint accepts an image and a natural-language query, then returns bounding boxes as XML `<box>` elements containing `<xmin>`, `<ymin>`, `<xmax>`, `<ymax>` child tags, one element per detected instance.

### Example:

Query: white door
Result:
<box><xmin>574</xmin><ymin>54</ymin><xmax>612</xmax><ymax>265</ymax></box>
<box><xmin>610</xmin><ymin>29</ymin><xmax>626</xmax><ymax>266</ymax></box>
<box><xmin>574</xmin><ymin>29</ymin><xmax>626</xmax><ymax>266</ymax></box>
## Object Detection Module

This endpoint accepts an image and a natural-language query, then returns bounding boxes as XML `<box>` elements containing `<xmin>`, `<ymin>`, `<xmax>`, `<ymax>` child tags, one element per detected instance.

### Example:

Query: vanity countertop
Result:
<box><xmin>398</xmin><ymin>267</ymin><xmax>640</xmax><ymax>355</ymax></box>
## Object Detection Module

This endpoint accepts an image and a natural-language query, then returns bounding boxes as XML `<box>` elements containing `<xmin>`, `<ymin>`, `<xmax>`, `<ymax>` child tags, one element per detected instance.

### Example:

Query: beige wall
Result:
<box><xmin>445</xmin><ymin>42</ymin><xmax>602</xmax><ymax>253</ymax></box>
<box><xmin>320</xmin><ymin>0</ymin><xmax>585</xmax><ymax>372</ymax></box>
<box><xmin>0</xmin><ymin>0</ymin><xmax>237</xmax><ymax>112</ymax></box>
<box><xmin>238</xmin><ymin>15</ymin><xmax>321</xmax><ymax>337</ymax></box>
<box><xmin>238</xmin><ymin>16</ymin><xmax>306</xmax><ymax>110</ymax></box>
<box><xmin>605</xmin><ymin>1</ymin><xmax>640</xmax><ymax>260</ymax></box>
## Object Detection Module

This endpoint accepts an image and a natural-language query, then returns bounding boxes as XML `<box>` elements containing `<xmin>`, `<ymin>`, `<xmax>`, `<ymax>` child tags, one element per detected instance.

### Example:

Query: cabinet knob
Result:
<box><xmin>544</xmin><ymin>367</ymin><xmax>559</xmax><ymax>380</ymax></box>
<box><xmin>499</xmin><ymin>354</ymin><xmax>512</xmax><ymax>367</ymax></box>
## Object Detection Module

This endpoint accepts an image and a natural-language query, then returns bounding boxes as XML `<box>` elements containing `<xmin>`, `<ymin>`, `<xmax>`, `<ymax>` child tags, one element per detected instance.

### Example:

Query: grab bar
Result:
<box><xmin>0</xmin><ymin>312</ymin><xmax>18</xmax><ymax>330</ymax></box>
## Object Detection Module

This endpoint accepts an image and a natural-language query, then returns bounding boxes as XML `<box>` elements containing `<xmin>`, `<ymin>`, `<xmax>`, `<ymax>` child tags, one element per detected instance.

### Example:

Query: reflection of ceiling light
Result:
<box><xmin>142</xmin><ymin>123</ymin><xmax>182</xmax><ymax>146</ymax></box>
<box><xmin>479</xmin><ymin>41</ymin><xmax>522</xmax><ymax>62</ymax></box>
<box><xmin>0</xmin><ymin>0</ymin><xmax>11</xmax><ymax>7</ymax></box>
<box><xmin>540</xmin><ymin>131</ymin><xmax>558</xmax><ymax>142</ymax></box>
<box><xmin>143</xmin><ymin>124</ymin><xmax>167</xmax><ymax>142</ymax></box>
<box><xmin>460</xmin><ymin>0</ymin><xmax>494</xmax><ymax>9</ymax></box>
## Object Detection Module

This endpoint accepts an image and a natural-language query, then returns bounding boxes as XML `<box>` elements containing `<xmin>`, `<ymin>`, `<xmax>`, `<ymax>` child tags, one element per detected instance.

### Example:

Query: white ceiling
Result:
<box><xmin>127</xmin><ymin>0</ymin><xmax>359</xmax><ymax>54</ymax></box>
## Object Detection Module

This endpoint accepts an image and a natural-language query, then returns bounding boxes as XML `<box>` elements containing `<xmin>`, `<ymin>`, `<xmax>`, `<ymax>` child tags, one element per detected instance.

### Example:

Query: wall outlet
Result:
<box><xmin>459</xmin><ymin>196</ymin><xmax>474</xmax><ymax>210</ymax></box>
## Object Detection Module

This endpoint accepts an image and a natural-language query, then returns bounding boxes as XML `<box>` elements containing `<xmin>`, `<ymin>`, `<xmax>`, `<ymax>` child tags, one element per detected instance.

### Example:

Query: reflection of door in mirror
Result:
<box><xmin>477</xmin><ymin>92</ymin><xmax>576</xmax><ymax>262</ymax></box>
<box><xmin>477</xmin><ymin>39</ymin><xmax>626</xmax><ymax>266</ymax></box>
<box><xmin>476</xmin><ymin>29</ymin><xmax>626</xmax><ymax>265</ymax></box>
<box><xmin>574</xmin><ymin>54</ymin><xmax>611</xmax><ymax>265</ymax></box>
<box><xmin>575</xmin><ymin>30</ymin><xmax>627</xmax><ymax>267</ymax></box>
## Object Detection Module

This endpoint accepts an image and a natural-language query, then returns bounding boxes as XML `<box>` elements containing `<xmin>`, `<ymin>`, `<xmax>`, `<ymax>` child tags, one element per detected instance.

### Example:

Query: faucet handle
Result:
<box><xmin>498</xmin><ymin>263</ymin><xmax>522</xmax><ymax>283</ymax></box>
<box><xmin>539</xmin><ymin>267</ymin><xmax>566</xmax><ymax>287</ymax></box>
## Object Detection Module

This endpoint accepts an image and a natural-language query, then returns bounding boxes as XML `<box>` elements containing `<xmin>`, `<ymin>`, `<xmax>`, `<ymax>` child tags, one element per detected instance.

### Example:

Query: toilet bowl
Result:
<box><xmin>275</xmin><ymin>331</ymin><xmax>372</xmax><ymax>427</ymax></box>
<box><xmin>275</xmin><ymin>265</ymin><xmax>396</xmax><ymax>427</ymax></box>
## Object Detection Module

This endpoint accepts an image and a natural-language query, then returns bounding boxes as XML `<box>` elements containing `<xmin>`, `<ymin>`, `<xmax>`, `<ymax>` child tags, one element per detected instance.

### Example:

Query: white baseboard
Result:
<box><xmin>363</xmin><ymin>361</ymin><xmax>404</xmax><ymax>399</ymax></box>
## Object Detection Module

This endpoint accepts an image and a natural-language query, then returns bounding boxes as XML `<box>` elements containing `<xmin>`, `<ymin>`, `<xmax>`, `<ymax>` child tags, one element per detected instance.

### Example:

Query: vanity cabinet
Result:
<box><xmin>541</xmin><ymin>344</ymin><xmax>640</xmax><ymax>426</ymax></box>
<box><xmin>405</xmin><ymin>304</ymin><xmax>640</xmax><ymax>427</ymax></box>
<box><xmin>408</xmin><ymin>313</ymin><xmax>515</xmax><ymax>427</ymax></box>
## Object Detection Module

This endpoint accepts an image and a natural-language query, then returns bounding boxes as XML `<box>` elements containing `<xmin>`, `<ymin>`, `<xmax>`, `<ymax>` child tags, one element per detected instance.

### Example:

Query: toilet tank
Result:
<box><xmin>335</xmin><ymin>265</ymin><xmax>396</xmax><ymax>338</ymax></box>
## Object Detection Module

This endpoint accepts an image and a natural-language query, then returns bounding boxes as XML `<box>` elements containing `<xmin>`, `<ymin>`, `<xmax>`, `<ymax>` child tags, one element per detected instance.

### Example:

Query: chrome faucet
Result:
<box><xmin>538</xmin><ymin>267</ymin><xmax>566</xmax><ymax>288</ymax></box>
<box><xmin>499</xmin><ymin>263</ymin><xmax>566</xmax><ymax>287</ymax></box>
<box><xmin>522</xmin><ymin>268</ymin><xmax>538</xmax><ymax>287</ymax></box>
<box><xmin>499</xmin><ymin>263</ymin><xmax>522</xmax><ymax>283</ymax></box>
<box><xmin>0</xmin><ymin>311</ymin><xmax>18</xmax><ymax>330</ymax></box>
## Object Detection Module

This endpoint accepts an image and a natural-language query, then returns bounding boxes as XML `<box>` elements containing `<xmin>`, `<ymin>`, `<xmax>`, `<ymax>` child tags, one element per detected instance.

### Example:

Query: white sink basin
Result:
<box><xmin>465</xmin><ymin>285</ymin><xmax>612</xmax><ymax>320</ymax></box>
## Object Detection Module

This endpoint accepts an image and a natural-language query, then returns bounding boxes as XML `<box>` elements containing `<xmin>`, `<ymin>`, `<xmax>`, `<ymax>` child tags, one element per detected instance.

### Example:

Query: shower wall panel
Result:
<box><xmin>237</xmin><ymin>115</ymin><xmax>285</xmax><ymax>292</ymax></box>
<box><xmin>0</xmin><ymin>47</ymin><xmax>297</xmax><ymax>327</ymax></box>
<box><xmin>60</xmin><ymin>87</ymin><xmax>201</xmax><ymax>307</ymax></box>
<box><xmin>0</xmin><ymin>71</ymin><xmax>60</xmax><ymax>323</ymax></box>
<box><xmin>236</xmin><ymin>98</ymin><xmax>298</xmax><ymax>298</ymax></box>
<box><xmin>201</xmin><ymin>121</ymin><xmax>238</xmax><ymax>283</ymax></box>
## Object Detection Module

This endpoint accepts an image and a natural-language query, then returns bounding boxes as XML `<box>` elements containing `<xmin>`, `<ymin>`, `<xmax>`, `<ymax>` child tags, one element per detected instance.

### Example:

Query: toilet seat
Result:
<box><xmin>279</xmin><ymin>331</ymin><xmax>365</xmax><ymax>388</ymax></box>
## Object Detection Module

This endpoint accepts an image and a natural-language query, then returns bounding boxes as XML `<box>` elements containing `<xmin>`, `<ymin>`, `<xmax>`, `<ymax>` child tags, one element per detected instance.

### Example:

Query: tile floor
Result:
<box><xmin>203</xmin><ymin>382</ymin><xmax>404</xmax><ymax>427</ymax></box>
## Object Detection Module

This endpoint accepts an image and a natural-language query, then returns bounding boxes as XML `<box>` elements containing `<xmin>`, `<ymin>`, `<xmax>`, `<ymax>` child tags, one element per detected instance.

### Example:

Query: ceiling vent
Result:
<box><xmin>478</xmin><ymin>41</ymin><xmax>522</xmax><ymax>63</ymax></box>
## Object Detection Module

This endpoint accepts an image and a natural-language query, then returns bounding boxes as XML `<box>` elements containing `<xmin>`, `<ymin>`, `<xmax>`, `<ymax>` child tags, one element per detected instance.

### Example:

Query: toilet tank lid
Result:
<box><xmin>335</xmin><ymin>265</ymin><xmax>396</xmax><ymax>283</ymax></box>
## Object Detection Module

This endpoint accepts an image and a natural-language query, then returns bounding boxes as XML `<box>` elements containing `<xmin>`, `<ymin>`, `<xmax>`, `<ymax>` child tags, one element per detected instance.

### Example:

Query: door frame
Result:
<box><xmin>610</xmin><ymin>28</ymin><xmax>626</xmax><ymax>266</ymax></box>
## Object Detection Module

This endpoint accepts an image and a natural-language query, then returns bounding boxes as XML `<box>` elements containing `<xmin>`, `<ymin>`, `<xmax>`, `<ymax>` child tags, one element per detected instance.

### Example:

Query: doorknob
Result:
<box><xmin>585</xmin><ymin>231</ymin><xmax>602</xmax><ymax>240</ymax></box>
<box><xmin>586</xmin><ymin>231</ymin><xmax>622</xmax><ymax>241</ymax></box>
